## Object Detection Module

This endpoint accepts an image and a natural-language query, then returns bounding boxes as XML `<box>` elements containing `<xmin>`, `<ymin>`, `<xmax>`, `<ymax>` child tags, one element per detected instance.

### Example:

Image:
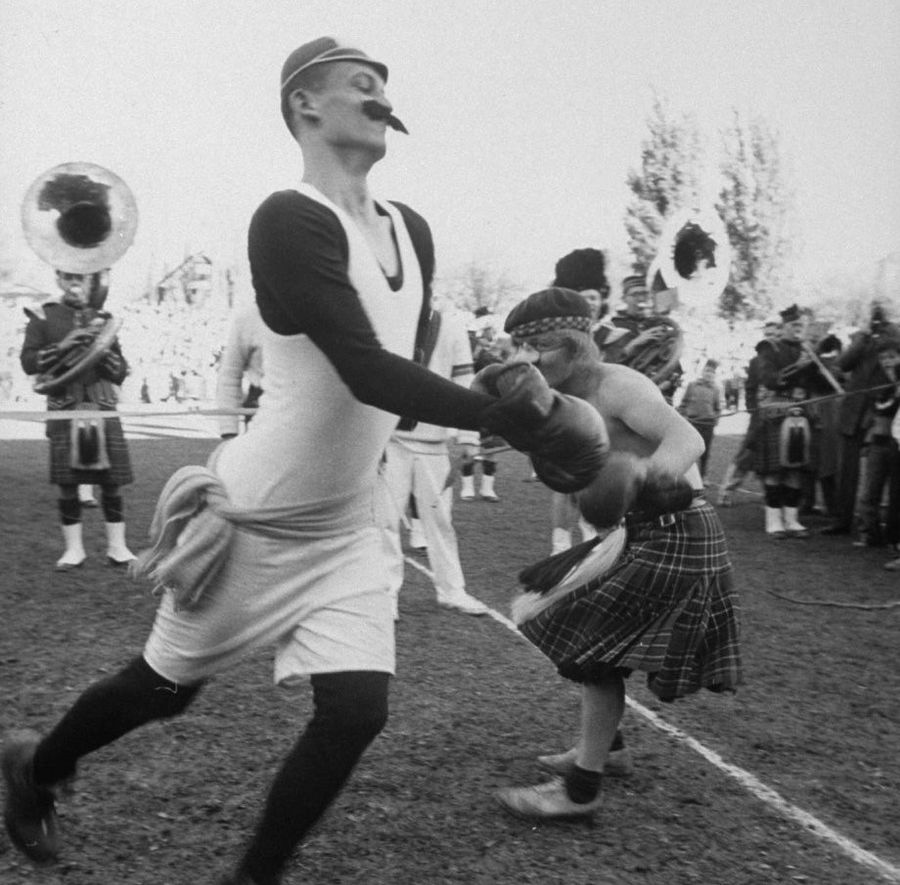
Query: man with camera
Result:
<box><xmin>822</xmin><ymin>303</ymin><xmax>899</xmax><ymax>537</ymax></box>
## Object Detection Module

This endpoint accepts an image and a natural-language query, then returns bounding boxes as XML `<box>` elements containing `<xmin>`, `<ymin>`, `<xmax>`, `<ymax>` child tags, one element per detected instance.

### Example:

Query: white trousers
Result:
<box><xmin>382</xmin><ymin>439</ymin><xmax>466</xmax><ymax>602</ymax></box>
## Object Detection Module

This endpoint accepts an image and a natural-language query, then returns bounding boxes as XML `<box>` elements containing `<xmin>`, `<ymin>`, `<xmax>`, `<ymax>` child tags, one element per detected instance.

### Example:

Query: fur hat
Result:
<box><xmin>552</xmin><ymin>249</ymin><xmax>608</xmax><ymax>293</ymax></box>
<box><xmin>504</xmin><ymin>288</ymin><xmax>593</xmax><ymax>338</ymax></box>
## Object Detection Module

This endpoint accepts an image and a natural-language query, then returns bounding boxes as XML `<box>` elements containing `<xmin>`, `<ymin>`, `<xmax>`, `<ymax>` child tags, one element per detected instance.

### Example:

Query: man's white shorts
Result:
<box><xmin>143</xmin><ymin>525</ymin><xmax>395</xmax><ymax>687</ymax></box>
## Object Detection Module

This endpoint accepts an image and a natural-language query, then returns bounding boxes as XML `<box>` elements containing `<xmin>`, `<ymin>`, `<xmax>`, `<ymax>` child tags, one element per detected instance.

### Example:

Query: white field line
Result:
<box><xmin>403</xmin><ymin>554</ymin><xmax>900</xmax><ymax>885</ymax></box>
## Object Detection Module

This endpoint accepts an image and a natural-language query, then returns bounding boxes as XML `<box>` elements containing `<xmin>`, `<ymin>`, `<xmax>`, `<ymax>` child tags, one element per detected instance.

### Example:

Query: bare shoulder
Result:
<box><xmin>595</xmin><ymin>362</ymin><xmax>663</xmax><ymax>404</ymax></box>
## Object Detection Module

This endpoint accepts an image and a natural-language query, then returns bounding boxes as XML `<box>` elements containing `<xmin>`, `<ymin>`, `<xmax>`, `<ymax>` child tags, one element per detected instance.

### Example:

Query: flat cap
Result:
<box><xmin>280</xmin><ymin>36</ymin><xmax>388</xmax><ymax>96</ymax></box>
<box><xmin>504</xmin><ymin>288</ymin><xmax>593</xmax><ymax>338</ymax></box>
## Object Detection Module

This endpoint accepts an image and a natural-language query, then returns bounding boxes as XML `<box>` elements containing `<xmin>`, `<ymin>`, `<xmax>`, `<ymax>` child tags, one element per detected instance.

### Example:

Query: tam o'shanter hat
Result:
<box><xmin>504</xmin><ymin>288</ymin><xmax>593</xmax><ymax>338</ymax></box>
<box><xmin>280</xmin><ymin>37</ymin><xmax>389</xmax><ymax>97</ymax></box>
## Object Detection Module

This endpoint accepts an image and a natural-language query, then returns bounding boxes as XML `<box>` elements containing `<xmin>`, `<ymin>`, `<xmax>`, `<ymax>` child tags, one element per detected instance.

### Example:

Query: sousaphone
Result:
<box><xmin>647</xmin><ymin>206</ymin><xmax>731</xmax><ymax>312</ymax></box>
<box><xmin>632</xmin><ymin>207</ymin><xmax>731</xmax><ymax>387</ymax></box>
<box><xmin>21</xmin><ymin>162</ymin><xmax>138</xmax><ymax>395</ymax></box>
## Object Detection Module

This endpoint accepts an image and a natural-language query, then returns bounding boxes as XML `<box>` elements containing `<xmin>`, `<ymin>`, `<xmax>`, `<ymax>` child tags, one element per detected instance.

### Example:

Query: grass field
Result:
<box><xmin>1</xmin><ymin>432</ymin><xmax>899</xmax><ymax>885</ymax></box>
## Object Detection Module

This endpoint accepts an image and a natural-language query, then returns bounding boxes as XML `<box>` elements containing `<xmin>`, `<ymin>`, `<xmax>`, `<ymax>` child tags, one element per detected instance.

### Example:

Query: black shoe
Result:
<box><xmin>2</xmin><ymin>730</ymin><xmax>59</xmax><ymax>866</ymax></box>
<box><xmin>820</xmin><ymin>524</ymin><xmax>851</xmax><ymax>536</ymax></box>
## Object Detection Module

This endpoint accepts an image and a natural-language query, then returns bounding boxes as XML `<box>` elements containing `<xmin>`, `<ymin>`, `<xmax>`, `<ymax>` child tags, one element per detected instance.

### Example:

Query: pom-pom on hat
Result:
<box><xmin>504</xmin><ymin>288</ymin><xmax>593</xmax><ymax>339</ymax></box>
<box><xmin>622</xmin><ymin>275</ymin><xmax>649</xmax><ymax>299</ymax></box>
<box><xmin>553</xmin><ymin>249</ymin><xmax>608</xmax><ymax>292</ymax></box>
<box><xmin>280</xmin><ymin>37</ymin><xmax>388</xmax><ymax>97</ymax></box>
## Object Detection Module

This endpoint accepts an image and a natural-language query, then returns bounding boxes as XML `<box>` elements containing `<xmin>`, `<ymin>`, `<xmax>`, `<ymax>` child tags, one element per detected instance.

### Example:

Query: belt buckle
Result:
<box><xmin>658</xmin><ymin>512</ymin><xmax>676</xmax><ymax>527</ymax></box>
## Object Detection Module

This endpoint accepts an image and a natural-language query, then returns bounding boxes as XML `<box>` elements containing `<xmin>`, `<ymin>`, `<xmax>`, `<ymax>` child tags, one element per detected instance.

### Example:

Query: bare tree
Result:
<box><xmin>433</xmin><ymin>259</ymin><xmax>525</xmax><ymax>318</ymax></box>
<box><xmin>623</xmin><ymin>93</ymin><xmax>704</xmax><ymax>276</ymax></box>
<box><xmin>717</xmin><ymin>109</ymin><xmax>796</xmax><ymax>319</ymax></box>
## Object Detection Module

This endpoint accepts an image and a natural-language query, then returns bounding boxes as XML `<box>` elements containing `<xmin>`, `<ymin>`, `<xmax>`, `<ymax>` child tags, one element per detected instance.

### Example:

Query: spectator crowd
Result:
<box><xmin>2</xmin><ymin>271</ymin><xmax>897</xmax><ymax>572</ymax></box>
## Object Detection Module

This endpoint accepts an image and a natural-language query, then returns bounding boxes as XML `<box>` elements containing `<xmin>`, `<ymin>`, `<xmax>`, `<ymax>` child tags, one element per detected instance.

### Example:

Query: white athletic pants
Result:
<box><xmin>382</xmin><ymin>438</ymin><xmax>467</xmax><ymax>603</ymax></box>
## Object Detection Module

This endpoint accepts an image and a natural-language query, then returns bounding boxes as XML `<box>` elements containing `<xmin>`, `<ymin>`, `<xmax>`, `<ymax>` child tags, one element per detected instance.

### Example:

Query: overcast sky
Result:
<box><xmin>1</xmin><ymin>0</ymin><xmax>898</xmax><ymax>302</ymax></box>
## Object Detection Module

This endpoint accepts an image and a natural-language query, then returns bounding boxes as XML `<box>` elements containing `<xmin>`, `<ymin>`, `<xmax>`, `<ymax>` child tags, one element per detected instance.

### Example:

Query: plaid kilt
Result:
<box><xmin>519</xmin><ymin>501</ymin><xmax>741</xmax><ymax>701</ymax></box>
<box><xmin>754</xmin><ymin>401</ymin><xmax>815</xmax><ymax>476</ymax></box>
<box><xmin>47</xmin><ymin>413</ymin><xmax>133</xmax><ymax>486</ymax></box>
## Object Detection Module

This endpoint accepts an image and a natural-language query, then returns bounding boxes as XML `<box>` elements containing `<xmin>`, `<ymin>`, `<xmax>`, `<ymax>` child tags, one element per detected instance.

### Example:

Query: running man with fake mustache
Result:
<box><xmin>2</xmin><ymin>40</ymin><xmax>609</xmax><ymax>885</ymax></box>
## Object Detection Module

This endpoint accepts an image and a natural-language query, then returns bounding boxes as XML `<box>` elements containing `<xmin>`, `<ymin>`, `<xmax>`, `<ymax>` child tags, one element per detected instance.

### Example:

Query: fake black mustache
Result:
<box><xmin>362</xmin><ymin>100</ymin><xmax>408</xmax><ymax>134</ymax></box>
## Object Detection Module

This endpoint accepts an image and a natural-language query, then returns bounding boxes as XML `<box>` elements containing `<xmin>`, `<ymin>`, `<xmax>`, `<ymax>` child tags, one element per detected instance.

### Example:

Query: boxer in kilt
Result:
<box><xmin>20</xmin><ymin>269</ymin><xmax>135</xmax><ymax>570</ymax></box>
<box><xmin>488</xmin><ymin>288</ymin><xmax>741</xmax><ymax>821</ymax></box>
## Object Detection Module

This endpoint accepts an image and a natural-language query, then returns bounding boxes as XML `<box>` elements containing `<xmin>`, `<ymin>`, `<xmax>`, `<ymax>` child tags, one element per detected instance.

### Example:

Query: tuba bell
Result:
<box><xmin>647</xmin><ymin>206</ymin><xmax>731</xmax><ymax>313</ymax></box>
<box><xmin>625</xmin><ymin>206</ymin><xmax>732</xmax><ymax>390</ymax></box>
<box><xmin>21</xmin><ymin>162</ymin><xmax>137</xmax><ymax>395</ymax></box>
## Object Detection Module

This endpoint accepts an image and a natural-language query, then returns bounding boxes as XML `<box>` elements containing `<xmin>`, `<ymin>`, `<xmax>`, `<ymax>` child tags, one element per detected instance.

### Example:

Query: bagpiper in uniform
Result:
<box><xmin>753</xmin><ymin>303</ymin><xmax>820</xmax><ymax>539</ymax></box>
<box><xmin>20</xmin><ymin>269</ymin><xmax>135</xmax><ymax>569</ymax></box>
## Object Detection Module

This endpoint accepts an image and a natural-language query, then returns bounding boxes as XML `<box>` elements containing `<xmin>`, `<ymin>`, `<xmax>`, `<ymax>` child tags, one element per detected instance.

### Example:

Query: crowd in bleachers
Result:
<box><xmin>0</xmin><ymin>293</ymin><xmax>231</xmax><ymax>408</ymax></box>
<box><xmin>114</xmin><ymin>296</ymin><xmax>231</xmax><ymax>404</ymax></box>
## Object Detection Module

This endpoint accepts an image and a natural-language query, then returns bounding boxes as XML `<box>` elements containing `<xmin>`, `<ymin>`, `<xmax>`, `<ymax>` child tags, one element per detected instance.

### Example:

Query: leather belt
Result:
<box><xmin>625</xmin><ymin>491</ymin><xmax>705</xmax><ymax>528</ymax></box>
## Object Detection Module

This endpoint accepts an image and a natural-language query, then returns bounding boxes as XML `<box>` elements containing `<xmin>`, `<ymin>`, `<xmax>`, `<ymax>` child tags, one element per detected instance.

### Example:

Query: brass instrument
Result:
<box><xmin>21</xmin><ymin>162</ymin><xmax>137</xmax><ymax>395</ymax></box>
<box><xmin>647</xmin><ymin>207</ymin><xmax>731</xmax><ymax>312</ymax></box>
<box><xmin>32</xmin><ymin>315</ymin><xmax>124</xmax><ymax>396</ymax></box>
<box><xmin>623</xmin><ymin>206</ymin><xmax>732</xmax><ymax>389</ymax></box>
<box><xmin>623</xmin><ymin>314</ymin><xmax>684</xmax><ymax>387</ymax></box>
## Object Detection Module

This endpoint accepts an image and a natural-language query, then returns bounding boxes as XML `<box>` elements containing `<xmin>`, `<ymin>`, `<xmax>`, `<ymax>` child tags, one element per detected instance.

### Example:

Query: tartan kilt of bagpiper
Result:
<box><xmin>753</xmin><ymin>399</ymin><xmax>815</xmax><ymax>476</ymax></box>
<box><xmin>47</xmin><ymin>411</ymin><xmax>134</xmax><ymax>486</ymax></box>
<box><xmin>519</xmin><ymin>501</ymin><xmax>741</xmax><ymax>701</ymax></box>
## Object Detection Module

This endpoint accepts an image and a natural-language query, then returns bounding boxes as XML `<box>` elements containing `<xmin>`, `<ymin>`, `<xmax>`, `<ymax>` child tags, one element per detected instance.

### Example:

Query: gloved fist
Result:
<box><xmin>478</xmin><ymin>363</ymin><xmax>609</xmax><ymax>493</ymax></box>
<box><xmin>631</xmin><ymin>467</ymin><xmax>695</xmax><ymax>517</ymax></box>
<box><xmin>576</xmin><ymin>455</ymin><xmax>695</xmax><ymax>528</ymax></box>
<box><xmin>471</xmin><ymin>362</ymin><xmax>554</xmax><ymax>414</ymax></box>
<box><xmin>531</xmin><ymin>451</ymin><xmax>603</xmax><ymax>494</ymax></box>
<box><xmin>575</xmin><ymin>451</ymin><xmax>645</xmax><ymax>528</ymax></box>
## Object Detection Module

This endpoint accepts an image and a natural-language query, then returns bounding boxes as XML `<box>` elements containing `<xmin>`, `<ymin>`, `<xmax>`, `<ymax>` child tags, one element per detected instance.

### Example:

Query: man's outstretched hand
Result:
<box><xmin>474</xmin><ymin>363</ymin><xmax>609</xmax><ymax>493</ymax></box>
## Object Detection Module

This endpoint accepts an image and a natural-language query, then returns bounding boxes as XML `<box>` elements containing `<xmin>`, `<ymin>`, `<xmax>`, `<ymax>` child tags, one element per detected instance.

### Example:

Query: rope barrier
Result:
<box><xmin>721</xmin><ymin>378</ymin><xmax>899</xmax><ymax>419</ymax></box>
<box><xmin>2</xmin><ymin>374</ymin><xmax>896</xmax><ymax>424</ymax></box>
<box><xmin>0</xmin><ymin>406</ymin><xmax>256</xmax><ymax>422</ymax></box>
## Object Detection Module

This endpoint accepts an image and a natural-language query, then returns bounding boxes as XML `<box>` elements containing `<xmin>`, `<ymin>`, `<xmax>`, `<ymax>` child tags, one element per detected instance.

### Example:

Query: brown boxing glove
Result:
<box><xmin>477</xmin><ymin>363</ymin><xmax>609</xmax><ymax>493</ymax></box>
<box><xmin>575</xmin><ymin>451</ymin><xmax>645</xmax><ymax>528</ymax></box>
<box><xmin>577</xmin><ymin>454</ymin><xmax>695</xmax><ymax>528</ymax></box>
<box><xmin>471</xmin><ymin>362</ymin><xmax>553</xmax><ymax>408</ymax></box>
<box><xmin>631</xmin><ymin>467</ymin><xmax>695</xmax><ymax>518</ymax></box>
